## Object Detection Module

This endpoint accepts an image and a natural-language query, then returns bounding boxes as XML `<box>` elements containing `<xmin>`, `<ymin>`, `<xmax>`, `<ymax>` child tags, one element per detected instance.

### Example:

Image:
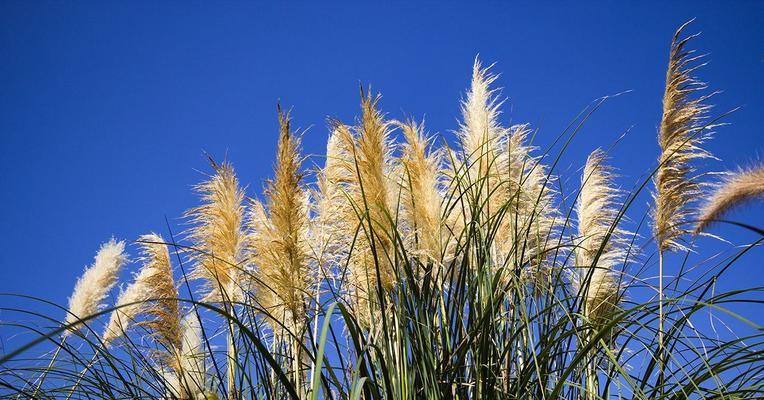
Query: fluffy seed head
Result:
<box><xmin>249</xmin><ymin>108</ymin><xmax>311</xmax><ymax>337</ymax></box>
<box><xmin>318</xmin><ymin>92</ymin><xmax>397</xmax><ymax>325</ymax></box>
<box><xmin>166</xmin><ymin>313</ymin><xmax>208</xmax><ymax>399</ymax></box>
<box><xmin>64</xmin><ymin>239</ymin><xmax>127</xmax><ymax>336</ymax></box>
<box><xmin>103</xmin><ymin>234</ymin><xmax>180</xmax><ymax>354</ymax></box>
<box><xmin>696</xmin><ymin>164</ymin><xmax>764</xmax><ymax>233</ymax></box>
<box><xmin>185</xmin><ymin>160</ymin><xmax>247</xmax><ymax>302</ymax></box>
<box><xmin>398</xmin><ymin>119</ymin><xmax>445</xmax><ymax>265</ymax></box>
<box><xmin>576</xmin><ymin>149</ymin><xmax>629</xmax><ymax>325</ymax></box>
<box><xmin>653</xmin><ymin>21</ymin><xmax>716</xmax><ymax>253</ymax></box>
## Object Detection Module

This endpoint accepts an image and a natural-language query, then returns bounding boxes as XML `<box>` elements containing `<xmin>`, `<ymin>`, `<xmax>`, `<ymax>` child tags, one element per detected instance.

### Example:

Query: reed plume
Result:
<box><xmin>102</xmin><ymin>234</ymin><xmax>180</xmax><ymax>353</ymax></box>
<box><xmin>249</xmin><ymin>108</ymin><xmax>311</xmax><ymax>338</ymax></box>
<box><xmin>653</xmin><ymin>20</ymin><xmax>715</xmax><ymax>253</ymax></box>
<box><xmin>398</xmin><ymin>119</ymin><xmax>446</xmax><ymax>265</ymax></box>
<box><xmin>458</xmin><ymin>57</ymin><xmax>504</xmax><ymax>182</ymax></box>
<box><xmin>496</xmin><ymin>124</ymin><xmax>557</xmax><ymax>270</ymax></box>
<box><xmin>576</xmin><ymin>149</ymin><xmax>628</xmax><ymax>326</ymax></box>
<box><xmin>319</xmin><ymin>91</ymin><xmax>396</xmax><ymax>324</ymax></box>
<box><xmin>166</xmin><ymin>313</ymin><xmax>208</xmax><ymax>399</ymax></box>
<box><xmin>185</xmin><ymin>160</ymin><xmax>247</xmax><ymax>303</ymax></box>
<box><xmin>310</xmin><ymin>133</ymin><xmax>351</xmax><ymax>268</ymax></box>
<box><xmin>695</xmin><ymin>164</ymin><xmax>764</xmax><ymax>233</ymax></box>
<box><xmin>448</xmin><ymin>58</ymin><xmax>505</xmax><ymax>260</ymax></box>
<box><xmin>452</xmin><ymin>58</ymin><xmax>507</xmax><ymax>230</ymax></box>
<box><xmin>652</xmin><ymin>20</ymin><xmax>717</xmax><ymax>383</ymax></box>
<box><xmin>64</xmin><ymin>239</ymin><xmax>127</xmax><ymax>335</ymax></box>
<box><xmin>184</xmin><ymin>160</ymin><xmax>245</xmax><ymax>399</ymax></box>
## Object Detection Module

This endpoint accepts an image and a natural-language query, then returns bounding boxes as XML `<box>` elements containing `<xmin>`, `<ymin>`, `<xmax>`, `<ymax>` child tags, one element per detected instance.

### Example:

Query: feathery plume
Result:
<box><xmin>318</xmin><ymin>91</ymin><xmax>397</xmax><ymax>324</ymax></box>
<box><xmin>185</xmin><ymin>160</ymin><xmax>247</xmax><ymax>303</ymax></box>
<box><xmin>310</xmin><ymin>133</ymin><xmax>350</xmax><ymax>266</ymax></box>
<box><xmin>64</xmin><ymin>239</ymin><xmax>127</xmax><ymax>336</ymax></box>
<box><xmin>495</xmin><ymin>124</ymin><xmax>557</xmax><ymax>267</ymax></box>
<box><xmin>576</xmin><ymin>149</ymin><xmax>628</xmax><ymax>325</ymax></box>
<box><xmin>398</xmin><ymin>119</ymin><xmax>445</xmax><ymax>264</ymax></box>
<box><xmin>166</xmin><ymin>313</ymin><xmax>208</xmax><ymax>399</ymax></box>
<box><xmin>249</xmin><ymin>108</ymin><xmax>311</xmax><ymax>337</ymax></box>
<box><xmin>653</xmin><ymin>21</ymin><xmax>716</xmax><ymax>253</ymax></box>
<box><xmin>695</xmin><ymin>164</ymin><xmax>764</xmax><ymax>233</ymax></box>
<box><xmin>103</xmin><ymin>234</ymin><xmax>180</xmax><ymax>354</ymax></box>
<box><xmin>458</xmin><ymin>57</ymin><xmax>505</xmax><ymax>178</ymax></box>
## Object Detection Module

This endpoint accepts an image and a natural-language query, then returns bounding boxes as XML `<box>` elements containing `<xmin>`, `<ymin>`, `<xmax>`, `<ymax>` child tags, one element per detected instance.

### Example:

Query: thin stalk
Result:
<box><xmin>65</xmin><ymin>352</ymin><xmax>99</xmax><ymax>400</ymax></box>
<box><xmin>227</xmin><ymin>316</ymin><xmax>236</xmax><ymax>400</ymax></box>
<box><xmin>658</xmin><ymin>251</ymin><xmax>665</xmax><ymax>394</ymax></box>
<box><xmin>31</xmin><ymin>336</ymin><xmax>65</xmax><ymax>397</ymax></box>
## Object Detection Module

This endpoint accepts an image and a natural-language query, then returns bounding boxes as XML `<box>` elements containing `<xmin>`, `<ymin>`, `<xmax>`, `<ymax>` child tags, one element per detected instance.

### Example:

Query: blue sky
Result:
<box><xmin>1</xmin><ymin>2</ymin><xmax>762</xmax><ymax>344</ymax></box>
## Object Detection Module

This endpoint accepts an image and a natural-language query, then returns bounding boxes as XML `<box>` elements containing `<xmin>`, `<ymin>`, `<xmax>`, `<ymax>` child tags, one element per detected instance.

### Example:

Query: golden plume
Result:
<box><xmin>318</xmin><ymin>91</ymin><xmax>396</xmax><ymax>324</ymax></box>
<box><xmin>249</xmin><ymin>108</ymin><xmax>311</xmax><ymax>337</ymax></box>
<box><xmin>185</xmin><ymin>160</ymin><xmax>246</xmax><ymax>303</ymax></box>
<box><xmin>695</xmin><ymin>164</ymin><xmax>764</xmax><ymax>233</ymax></box>
<box><xmin>576</xmin><ymin>149</ymin><xmax>628</xmax><ymax>325</ymax></box>
<box><xmin>398</xmin><ymin>119</ymin><xmax>445</xmax><ymax>265</ymax></box>
<box><xmin>64</xmin><ymin>239</ymin><xmax>127</xmax><ymax>336</ymax></box>
<box><xmin>102</xmin><ymin>234</ymin><xmax>180</xmax><ymax>355</ymax></box>
<box><xmin>653</xmin><ymin>21</ymin><xmax>716</xmax><ymax>253</ymax></box>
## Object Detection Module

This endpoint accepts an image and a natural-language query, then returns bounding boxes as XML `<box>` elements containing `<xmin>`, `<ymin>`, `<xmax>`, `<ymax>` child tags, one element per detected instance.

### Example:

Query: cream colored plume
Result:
<box><xmin>446</xmin><ymin>58</ymin><xmax>505</xmax><ymax>249</ymax></box>
<box><xmin>310</xmin><ymin>133</ymin><xmax>351</xmax><ymax>266</ymax></box>
<box><xmin>317</xmin><ymin>92</ymin><xmax>397</xmax><ymax>324</ymax></box>
<box><xmin>185</xmin><ymin>160</ymin><xmax>247</xmax><ymax>303</ymax></box>
<box><xmin>495</xmin><ymin>124</ymin><xmax>557</xmax><ymax>270</ymax></box>
<box><xmin>458</xmin><ymin>57</ymin><xmax>505</xmax><ymax>179</ymax></box>
<box><xmin>447</xmin><ymin>59</ymin><xmax>558</xmax><ymax>287</ymax></box>
<box><xmin>103</xmin><ymin>234</ymin><xmax>180</xmax><ymax>354</ymax></box>
<box><xmin>576</xmin><ymin>149</ymin><xmax>629</xmax><ymax>324</ymax></box>
<box><xmin>398</xmin><ymin>119</ymin><xmax>446</xmax><ymax>265</ymax></box>
<box><xmin>696</xmin><ymin>164</ymin><xmax>764</xmax><ymax>233</ymax></box>
<box><xmin>166</xmin><ymin>313</ymin><xmax>208</xmax><ymax>399</ymax></box>
<box><xmin>249</xmin><ymin>109</ymin><xmax>311</xmax><ymax>337</ymax></box>
<box><xmin>653</xmin><ymin>21</ymin><xmax>716</xmax><ymax>253</ymax></box>
<box><xmin>64</xmin><ymin>239</ymin><xmax>127</xmax><ymax>336</ymax></box>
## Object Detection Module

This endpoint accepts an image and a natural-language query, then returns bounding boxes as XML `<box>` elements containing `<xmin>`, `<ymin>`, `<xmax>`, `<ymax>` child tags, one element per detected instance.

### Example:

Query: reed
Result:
<box><xmin>576</xmin><ymin>149</ymin><xmax>628</xmax><ymax>329</ymax></box>
<box><xmin>652</xmin><ymin>20</ymin><xmax>717</xmax><ymax>382</ymax></box>
<box><xmin>185</xmin><ymin>160</ymin><xmax>246</xmax><ymax>399</ymax></box>
<box><xmin>249</xmin><ymin>107</ymin><xmax>312</xmax><ymax>392</ymax></box>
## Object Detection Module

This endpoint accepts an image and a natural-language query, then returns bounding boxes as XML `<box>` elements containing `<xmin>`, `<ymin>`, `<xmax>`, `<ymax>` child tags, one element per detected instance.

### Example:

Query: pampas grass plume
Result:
<box><xmin>64</xmin><ymin>239</ymin><xmax>127</xmax><ymax>335</ymax></box>
<box><xmin>696</xmin><ymin>164</ymin><xmax>764</xmax><ymax>233</ymax></box>
<box><xmin>653</xmin><ymin>20</ymin><xmax>715</xmax><ymax>252</ymax></box>
<box><xmin>249</xmin><ymin>107</ymin><xmax>311</xmax><ymax>336</ymax></box>
<box><xmin>103</xmin><ymin>234</ymin><xmax>180</xmax><ymax>353</ymax></box>
<box><xmin>185</xmin><ymin>160</ymin><xmax>246</xmax><ymax>303</ymax></box>
<box><xmin>576</xmin><ymin>149</ymin><xmax>628</xmax><ymax>325</ymax></box>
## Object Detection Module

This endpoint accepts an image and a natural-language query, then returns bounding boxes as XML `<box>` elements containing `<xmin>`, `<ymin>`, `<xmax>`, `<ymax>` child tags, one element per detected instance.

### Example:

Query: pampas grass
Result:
<box><xmin>64</xmin><ymin>239</ymin><xmax>127</xmax><ymax>335</ymax></box>
<box><xmin>695</xmin><ymin>164</ymin><xmax>764</xmax><ymax>233</ymax></box>
<box><xmin>185</xmin><ymin>160</ymin><xmax>247</xmax><ymax>303</ymax></box>
<box><xmin>185</xmin><ymin>160</ymin><xmax>246</xmax><ymax>399</ymax></box>
<box><xmin>102</xmin><ymin>234</ymin><xmax>180</xmax><ymax>351</ymax></box>
<box><xmin>653</xmin><ymin>20</ymin><xmax>715</xmax><ymax>253</ymax></box>
<box><xmin>652</xmin><ymin>21</ymin><xmax>720</xmax><ymax>381</ymax></box>
<box><xmin>165</xmin><ymin>314</ymin><xmax>209</xmax><ymax>399</ymax></box>
<box><xmin>322</xmin><ymin>92</ymin><xmax>398</xmax><ymax>326</ymax></box>
<box><xmin>398</xmin><ymin>119</ymin><xmax>446</xmax><ymax>267</ymax></box>
<box><xmin>6</xmin><ymin>21</ymin><xmax>764</xmax><ymax>400</ymax></box>
<box><xmin>249</xmin><ymin>107</ymin><xmax>312</xmax><ymax>342</ymax></box>
<box><xmin>576</xmin><ymin>149</ymin><xmax>628</xmax><ymax>327</ymax></box>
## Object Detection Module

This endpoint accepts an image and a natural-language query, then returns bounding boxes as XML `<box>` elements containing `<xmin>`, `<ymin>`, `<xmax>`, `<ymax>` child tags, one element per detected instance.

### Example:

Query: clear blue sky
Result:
<box><xmin>1</xmin><ymin>2</ymin><xmax>762</xmax><ymax>342</ymax></box>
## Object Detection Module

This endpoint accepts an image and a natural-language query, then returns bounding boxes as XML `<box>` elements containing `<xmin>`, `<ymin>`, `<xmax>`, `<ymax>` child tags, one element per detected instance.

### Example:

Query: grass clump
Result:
<box><xmin>2</xmin><ymin>20</ymin><xmax>763</xmax><ymax>400</ymax></box>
